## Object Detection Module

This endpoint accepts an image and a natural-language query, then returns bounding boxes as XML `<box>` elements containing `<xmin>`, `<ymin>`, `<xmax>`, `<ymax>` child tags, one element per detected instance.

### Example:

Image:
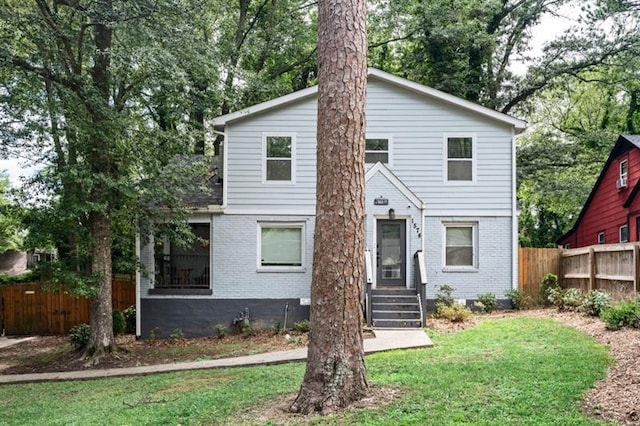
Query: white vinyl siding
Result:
<box><xmin>225</xmin><ymin>78</ymin><xmax>514</xmax><ymax>215</ymax></box>
<box><xmin>443</xmin><ymin>223</ymin><xmax>477</xmax><ymax>269</ymax></box>
<box><xmin>263</xmin><ymin>134</ymin><xmax>296</xmax><ymax>184</ymax></box>
<box><xmin>258</xmin><ymin>222</ymin><xmax>305</xmax><ymax>271</ymax></box>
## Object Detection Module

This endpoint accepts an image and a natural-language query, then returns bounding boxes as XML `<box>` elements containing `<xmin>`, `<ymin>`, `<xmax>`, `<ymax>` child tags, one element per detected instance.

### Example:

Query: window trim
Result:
<box><xmin>442</xmin><ymin>222</ymin><xmax>478</xmax><ymax>271</ymax></box>
<box><xmin>620</xmin><ymin>159</ymin><xmax>628</xmax><ymax>181</ymax></box>
<box><xmin>597</xmin><ymin>231</ymin><xmax>605</xmax><ymax>244</ymax></box>
<box><xmin>262</xmin><ymin>133</ymin><xmax>296</xmax><ymax>184</ymax></box>
<box><xmin>257</xmin><ymin>221</ymin><xmax>305</xmax><ymax>272</ymax></box>
<box><xmin>444</xmin><ymin>133</ymin><xmax>477</xmax><ymax>184</ymax></box>
<box><xmin>620</xmin><ymin>224</ymin><xmax>629</xmax><ymax>243</ymax></box>
<box><xmin>365</xmin><ymin>135</ymin><xmax>393</xmax><ymax>166</ymax></box>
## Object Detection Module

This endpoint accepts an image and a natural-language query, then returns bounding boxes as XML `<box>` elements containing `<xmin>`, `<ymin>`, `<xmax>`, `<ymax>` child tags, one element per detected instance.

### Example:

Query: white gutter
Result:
<box><xmin>135</xmin><ymin>232</ymin><xmax>141</xmax><ymax>338</ymax></box>
<box><xmin>512</xmin><ymin>130</ymin><xmax>523</xmax><ymax>290</ymax></box>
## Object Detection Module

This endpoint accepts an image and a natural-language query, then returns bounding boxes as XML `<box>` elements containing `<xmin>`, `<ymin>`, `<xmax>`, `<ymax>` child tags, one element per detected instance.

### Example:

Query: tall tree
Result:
<box><xmin>290</xmin><ymin>0</ymin><xmax>369</xmax><ymax>415</ymax></box>
<box><xmin>0</xmin><ymin>171</ymin><xmax>23</xmax><ymax>253</ymax></box>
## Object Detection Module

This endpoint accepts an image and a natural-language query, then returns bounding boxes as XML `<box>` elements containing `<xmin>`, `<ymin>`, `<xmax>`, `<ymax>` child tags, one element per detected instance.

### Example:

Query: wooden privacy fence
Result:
<box><xmin>518</xmin><ymin>247</ymin><xmax>561</xmax><ymax>300</ymax></box>
<box><xmin>562</xmin><ymin>243</ymin><xmax>639</xmax><ymax>300</ymax></box>
<box><xmin>0</xmin><ymin>276</ymin><xmax>135</xmax><ymax>336</ymax></box>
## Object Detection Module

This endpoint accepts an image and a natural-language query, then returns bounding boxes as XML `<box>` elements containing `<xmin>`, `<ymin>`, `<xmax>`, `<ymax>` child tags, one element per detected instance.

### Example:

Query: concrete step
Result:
<box><xmin>372</xmin><ymin>295</ymin><xmax>418</xmax><ymax>304</ymax></box>
<box><xmin>371</xmin><ymin>302</ymin><xmax>420</xmax><ymax>312</ymax></box>
<box><xmin>372</xmin><ymin>310</ymin><xmax>421</xmax><ymax>320</ymax></box>
<box><xmin>373</xmin><ymin>319</ymin><xmax>422</xmax><ymax>328</ymax></box>
<box><xmin>371</xmin><ymin>288</ymin><xmax>416</xmax><ymax>296</ymax></box>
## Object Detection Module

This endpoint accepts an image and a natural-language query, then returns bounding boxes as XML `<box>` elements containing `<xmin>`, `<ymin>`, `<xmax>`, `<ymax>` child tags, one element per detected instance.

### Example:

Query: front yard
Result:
<box><xmin>0</xmin><ymin>314</ymin><xmax>615</xmax><ymax>425</ymax></box>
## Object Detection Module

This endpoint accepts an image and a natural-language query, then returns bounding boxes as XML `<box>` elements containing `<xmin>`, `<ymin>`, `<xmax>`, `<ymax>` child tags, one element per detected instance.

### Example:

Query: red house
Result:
<box><xmin>559</xmin><ymin>135</ymin><xmax>640</xmax><ymax>248</ymax></box>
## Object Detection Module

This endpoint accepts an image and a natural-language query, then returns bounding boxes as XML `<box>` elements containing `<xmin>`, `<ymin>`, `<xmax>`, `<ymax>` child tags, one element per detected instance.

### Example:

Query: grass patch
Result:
<box><xmin>0</xmin><ymin>318</ymin><xmax>611</xmax><ymax>425</ymax></box>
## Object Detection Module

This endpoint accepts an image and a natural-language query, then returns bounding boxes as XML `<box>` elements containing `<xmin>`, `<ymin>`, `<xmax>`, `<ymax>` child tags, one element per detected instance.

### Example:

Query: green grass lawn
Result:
<box><xmin>0</xmin><ymin>318</ymin><xmax>612</xmax><ymax>425</ymax></box>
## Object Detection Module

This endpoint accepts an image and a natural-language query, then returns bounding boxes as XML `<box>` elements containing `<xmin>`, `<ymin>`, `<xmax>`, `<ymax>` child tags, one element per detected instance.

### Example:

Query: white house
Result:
<box><xmin>136</xmin><ymin>68</ymin><xmax>526</xmax><ymax>337</ymax></box>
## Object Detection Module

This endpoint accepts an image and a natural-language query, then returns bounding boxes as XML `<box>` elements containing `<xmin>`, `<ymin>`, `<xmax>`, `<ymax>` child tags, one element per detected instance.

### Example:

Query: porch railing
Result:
<box><xmin>155</xmin><ymin>254</ymin><xmax>210</xmax><ymax>289</ymax></box>
<box><xmin>364</xmin><ymin>249</ymin><xmax>373</xmax><ymax>326</ymax></box>
<box><xmin>414</xmin><ymin>250</ymin><xmax>427</xmax><ymax>325</ymax></box>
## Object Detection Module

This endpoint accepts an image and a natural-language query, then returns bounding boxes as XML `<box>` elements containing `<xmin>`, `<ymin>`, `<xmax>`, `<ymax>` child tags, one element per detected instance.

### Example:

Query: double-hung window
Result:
<box><xmin>263</xmin><ymin>135</ymin><xmax>295</xmax><ymax>183</ymax></box>
<box><xmin>365</xmin><ymin>138</ymin><xmax>390</xmax><ymax>165</ymax></box>
<box><xmin>444</xmin><ymin>223</ymin><xmax>477</xmax><ymax>269</ymax></box>
<box><xmin>446</xmin><ymin>135</ymin><xmax>475</xmax><ymax>182</ymax></box>
<box><xmin>597</xmin><ymin>232</ymin><xmax>605</xmax><ymax>244</ymax></box>
<box><xmin>258</xmin><ymin>222</ymin><xmax>304</xmax><ymax>271</ymax></box>
<box><xmin>620</xmin><ymin>224</ymin><xmax>629</xmax><ymax>243</ymax></box>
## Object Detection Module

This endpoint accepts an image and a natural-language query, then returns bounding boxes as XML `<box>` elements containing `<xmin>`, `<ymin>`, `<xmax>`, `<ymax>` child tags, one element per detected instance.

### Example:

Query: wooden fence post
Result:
<box><xmin>588</xmin><ymin>247</ymin><xmax>595</xmax><ymax>292</ymax></box>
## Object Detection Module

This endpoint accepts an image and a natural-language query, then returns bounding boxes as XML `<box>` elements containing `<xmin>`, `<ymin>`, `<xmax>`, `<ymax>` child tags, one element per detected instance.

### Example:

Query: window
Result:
<box><xmin>258</xmin><ymin>222</ymin><xmax>304</xmax><ymax>271</ymax></box>
<box><xmin>444</xmin><ymin>223</ymin><xmax>477</xmax><ymax>268</ymax></box>
<box><xmin>597</xmin><ymin>232</ymin><xmax>605</xmax><ymax>244</ymax></box>
<box><xmin>620</xmin><ymin>225</ymin><xmax>629</xmax><ymax>243</ymax></box>
<box><xmin>365</xmin><ymin>138</ymin><xmax>389</xmax><ymax>164</ymax></box>
<box><xmin>446</xmin><ymin>136</ymin><xmax>474</xmax><ymax>182</ymax></box>
<box><xmin>620</xmin><ymin>160</ymin><xmax>628</xmax><ymax>181</ymax></box>
<box><xmin>264</xmin><ymin>135</ymin><xmax>294</xmax><ymax>183</ymax></box>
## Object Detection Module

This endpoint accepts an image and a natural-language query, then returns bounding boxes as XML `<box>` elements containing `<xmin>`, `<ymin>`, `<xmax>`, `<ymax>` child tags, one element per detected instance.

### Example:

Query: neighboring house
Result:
<box><xmin>136</xmin><ymin>68</ymin><xmax>527</xmax><ymax>337</ymax></box>
<box><xmin>558</xmin><ymin>135</ymin><xmax>640</xmax><ymax>249</ymax></box>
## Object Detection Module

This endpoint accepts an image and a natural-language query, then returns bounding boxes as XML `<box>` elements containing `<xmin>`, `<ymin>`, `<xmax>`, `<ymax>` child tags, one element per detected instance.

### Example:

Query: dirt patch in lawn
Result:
<box><xmin>429</xmin><ymin>308</ymin><xmax>640</xmax><ymax>426</ymax></box>
<box><xmin>0</xmin><ymin>332</ymin><xmax>310</xmax><ymax>375</ymax></box>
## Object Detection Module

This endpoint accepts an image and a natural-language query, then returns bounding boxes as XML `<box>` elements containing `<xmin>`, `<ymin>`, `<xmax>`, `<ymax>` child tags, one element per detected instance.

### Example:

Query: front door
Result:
<box><xmin>376</xmin><ymin>219</ymin><xmax>406</xmax><ymax>287</ymax></box>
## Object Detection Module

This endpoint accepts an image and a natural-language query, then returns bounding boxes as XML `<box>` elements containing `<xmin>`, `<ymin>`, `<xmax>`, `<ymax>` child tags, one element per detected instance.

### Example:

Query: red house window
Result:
<box><xmin>597</xmin><ymin>232</ymin><xmax>605</xmax><ymax>244</ymax></box>
<box><xmin>620</xmin><ymin>225</ymin><xmax>629</xmax><ymax>243</ymax></box>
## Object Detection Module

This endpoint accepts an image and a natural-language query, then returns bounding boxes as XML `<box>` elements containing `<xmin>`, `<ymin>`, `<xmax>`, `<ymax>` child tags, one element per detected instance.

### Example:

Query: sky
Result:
<box><xmin>0</xmin><ymin>5</ymin><xmax>582</xmax><ymax>188</ymax></box>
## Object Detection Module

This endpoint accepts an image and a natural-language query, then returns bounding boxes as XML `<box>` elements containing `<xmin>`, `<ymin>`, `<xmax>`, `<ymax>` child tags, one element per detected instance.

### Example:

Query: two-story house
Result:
<box><xmin>136</xmin><ymin>68</ymin><xmax>526</xmax><ymax>337</ymax></box>
<box><xmin>559</xmin><ymin>135</ymin><xmax>640</xmax><ymax>248</ymax></box>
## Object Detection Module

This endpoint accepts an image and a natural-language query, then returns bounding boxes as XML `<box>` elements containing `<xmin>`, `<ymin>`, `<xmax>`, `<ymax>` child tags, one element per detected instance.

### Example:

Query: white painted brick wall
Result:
<box><xmin>212</xmin><ymin>215</ymin><xmax>314</xmax><ymax>299</ymax></box>
<box><xmin>424</xmin><ymin>216</ymin><xmax>513</xmax><ymax>299</ymax></box>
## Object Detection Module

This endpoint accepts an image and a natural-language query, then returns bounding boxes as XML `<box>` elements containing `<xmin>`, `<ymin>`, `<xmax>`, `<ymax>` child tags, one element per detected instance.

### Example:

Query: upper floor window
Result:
<box><xmin>365</xmin><ymin>138</ymin><xmax>390</xmax><ymax>165</ymax></box>
<box><xmin>446</xmin><ymin>135</ymin><xmax>475</xmax><ymax>182</ymax></box>
<box><xmin>620</xmin><ymin>224</ymin><xmax>629</xmax><ymax>243</ymax></box>
<box><xmin>618</xmin><ymin>159</ymin><xmax>628</xmax><ymax>188</ymax></box>
<box><xmin>263</xmin><ymin>134</ymin><xmax>295</xmax><ymax>183</ymax></box>
<box><xmin>597</xmin><ymin>232</ymin><xmax>605</xmax><ymax>244</ymax></box>
<box><xmin>443</xmin><ymin>223</ymin><xmax>477</xmax><ymax>269</ymax></box>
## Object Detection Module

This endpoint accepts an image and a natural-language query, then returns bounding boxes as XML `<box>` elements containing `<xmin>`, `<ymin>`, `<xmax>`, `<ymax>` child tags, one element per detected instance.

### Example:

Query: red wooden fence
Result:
<box><xmin>0</xmin><ymin>276</ymin><xmax>135</xmax><ymax>336</ymax></box>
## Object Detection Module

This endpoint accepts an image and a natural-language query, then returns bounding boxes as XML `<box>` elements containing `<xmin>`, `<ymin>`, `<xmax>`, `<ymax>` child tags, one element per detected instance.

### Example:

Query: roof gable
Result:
<box><xmin>212</xmin><ymin>68</ymin><xmax>526</xmax><ymax>132</ymax></box>
<box><xmin>365</xmin><ymin>162</ymin><xmax>424</xmax><ymax>208</ymax></box>
<box><xmin>559</xmin><ymin>135</ymin><xmax>640</xmax><ymax>242</ymax></box>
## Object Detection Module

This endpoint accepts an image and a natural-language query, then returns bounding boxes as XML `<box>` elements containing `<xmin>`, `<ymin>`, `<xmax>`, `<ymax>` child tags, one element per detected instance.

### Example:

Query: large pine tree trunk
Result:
<box><xmin>290</xmin><ymin>0</ymin><xmax>368</xmax><ymax>415</ymax></box>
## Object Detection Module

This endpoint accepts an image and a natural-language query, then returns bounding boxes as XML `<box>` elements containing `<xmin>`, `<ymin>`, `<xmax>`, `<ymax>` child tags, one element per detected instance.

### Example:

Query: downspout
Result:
<box><xmin>135</xmin><ymin>232</ymin><xmax>141</xmax><ymax>339</ymax></box>
<box><xmin>211</xmin><ymin>128</ymin><xmax>228</xmax><ymax>209</ymax></box>
<box><xmin>512</xmin><ymin>131</ymin><xmax>524</xmax><ymax>291</ymax></box>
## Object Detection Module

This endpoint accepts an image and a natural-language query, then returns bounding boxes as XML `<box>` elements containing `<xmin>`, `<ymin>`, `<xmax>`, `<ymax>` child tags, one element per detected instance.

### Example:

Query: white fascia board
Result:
<box><xmin>367</xmin><ymin>68</ymin><xmax>527</xmax><ymax>133</ymax></box>
<box><xmin>365</xmin><ymin>161</ymin><xmax>425</xmax><ymax>209</ymax></box>
<box><xmin>210</xmin><ymin>86</ymin><xmax>318</xmax><ymax>128</ymax></box>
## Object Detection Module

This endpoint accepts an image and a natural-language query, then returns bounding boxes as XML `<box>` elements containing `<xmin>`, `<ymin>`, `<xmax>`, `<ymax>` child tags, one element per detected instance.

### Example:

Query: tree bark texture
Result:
<box><xmin>290</xmin><ymin>0</ymin><xmax>368</xmax><ymax>415</ymax></box>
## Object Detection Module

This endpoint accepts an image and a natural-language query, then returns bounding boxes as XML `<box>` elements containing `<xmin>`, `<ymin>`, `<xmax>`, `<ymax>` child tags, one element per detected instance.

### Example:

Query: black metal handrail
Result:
<box><xmin>414</xmin><ymin>250</ymin><xmax>427</xmax><ymax>325</ymax></box>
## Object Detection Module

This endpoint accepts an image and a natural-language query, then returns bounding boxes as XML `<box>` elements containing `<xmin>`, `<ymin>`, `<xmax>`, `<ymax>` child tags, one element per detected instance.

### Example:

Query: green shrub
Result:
<box><xmin>562</xmin><ymin>288</ymin><xmax>584</xmax><ymax>311</ymax></box>
<box><xmin>293</xmin><ymin>319</ymin><xmax>311</xmax><ymax>333</ymax></box>
<box><xmin>212</xmin><ymin>323</ymin><xmax>227</xmax><ymax>339</ymax></box>
<box><xmin>122</xmin><ymin>305</ymin><xmax>136</xmax><ymax>334</ymax></box>
<box><xmin>435</xmin><ymin>284</ymin><xmax>455</xmax><ymax>308</ymax></box>
<box><xmin>505</xmin><ymin>289</ymin><xmax>527</xmax><ymax>310</ymax></box>
<box><xmin>436</xmin><ymin>304</ymin><xmax>472</xmax><ymax>323</ymax></box>
<box><xmin>540</xmin><ymin>273</ymin><xmax>560</xmax><ymax>305</ymax></box>
<box><xmin>475</xmin><ymin>293</ymin><xmax>497</xmax><ymax>313</ymax></box>
<box><xmin>169</xmin><ymin>328</ymin><xmax>184</xmax><ymax>339</ymax></box>
<box><xmin>112</xmin><ymin>310</ymin><xmax>126</xmax><ymax>335</ymax></box>
<box><xmin>581</xmin><ymin>290</ymin><xmax>610</xmax><ymax>317</ymax></box>
<box><xmin>68</xmin><ymin>323</ymin><xmax>90</xmax><ymax>350</ymax></box>
<box><xmin>600</xmin><ymin>300</ymin><xmax>640</xmax><ymax>330</ymax></box>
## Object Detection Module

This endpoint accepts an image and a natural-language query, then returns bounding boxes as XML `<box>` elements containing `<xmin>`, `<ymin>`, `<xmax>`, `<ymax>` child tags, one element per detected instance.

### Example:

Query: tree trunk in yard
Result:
<box><xmin>86</xmin><ymin>211</ymin><xmax>115</xmax><ymax>360</ymax></box>
<box><xmin>290</xmin><ymin>0</ymin><xmax>368</xmax><ymax>415</ymax></box>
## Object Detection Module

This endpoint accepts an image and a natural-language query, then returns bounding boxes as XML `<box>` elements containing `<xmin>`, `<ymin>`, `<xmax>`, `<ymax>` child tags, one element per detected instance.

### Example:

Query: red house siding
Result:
<box><xmin>559</xmin><ymin>136</ymin><xmax>640</xmax><ymax>248</ymax></box>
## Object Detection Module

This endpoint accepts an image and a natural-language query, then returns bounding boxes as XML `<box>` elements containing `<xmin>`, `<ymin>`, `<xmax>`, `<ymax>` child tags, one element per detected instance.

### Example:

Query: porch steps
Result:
<box><xmin>371</xmin><ymin>288</ymin><xmax>422</xmax><ymax>328</ymax></box>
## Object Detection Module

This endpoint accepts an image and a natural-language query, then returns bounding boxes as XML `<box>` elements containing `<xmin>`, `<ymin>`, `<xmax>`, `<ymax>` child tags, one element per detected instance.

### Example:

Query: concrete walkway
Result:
<box><xmin>0</xmin><ymin>336</ymin><xmax>35</xmax><ymax>350</ymax></box>
<box><xmin>0</xmin><ymin>329</ymin><xmax>432</xmax><ymax>385</ymax></box>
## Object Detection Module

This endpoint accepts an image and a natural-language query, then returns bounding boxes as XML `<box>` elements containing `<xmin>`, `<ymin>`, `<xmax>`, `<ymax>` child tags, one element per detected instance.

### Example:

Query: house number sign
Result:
<box><xmin>374</xmin><ymin>197</ymin><xmax>388</xmax><ymax>205</ymax></box>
